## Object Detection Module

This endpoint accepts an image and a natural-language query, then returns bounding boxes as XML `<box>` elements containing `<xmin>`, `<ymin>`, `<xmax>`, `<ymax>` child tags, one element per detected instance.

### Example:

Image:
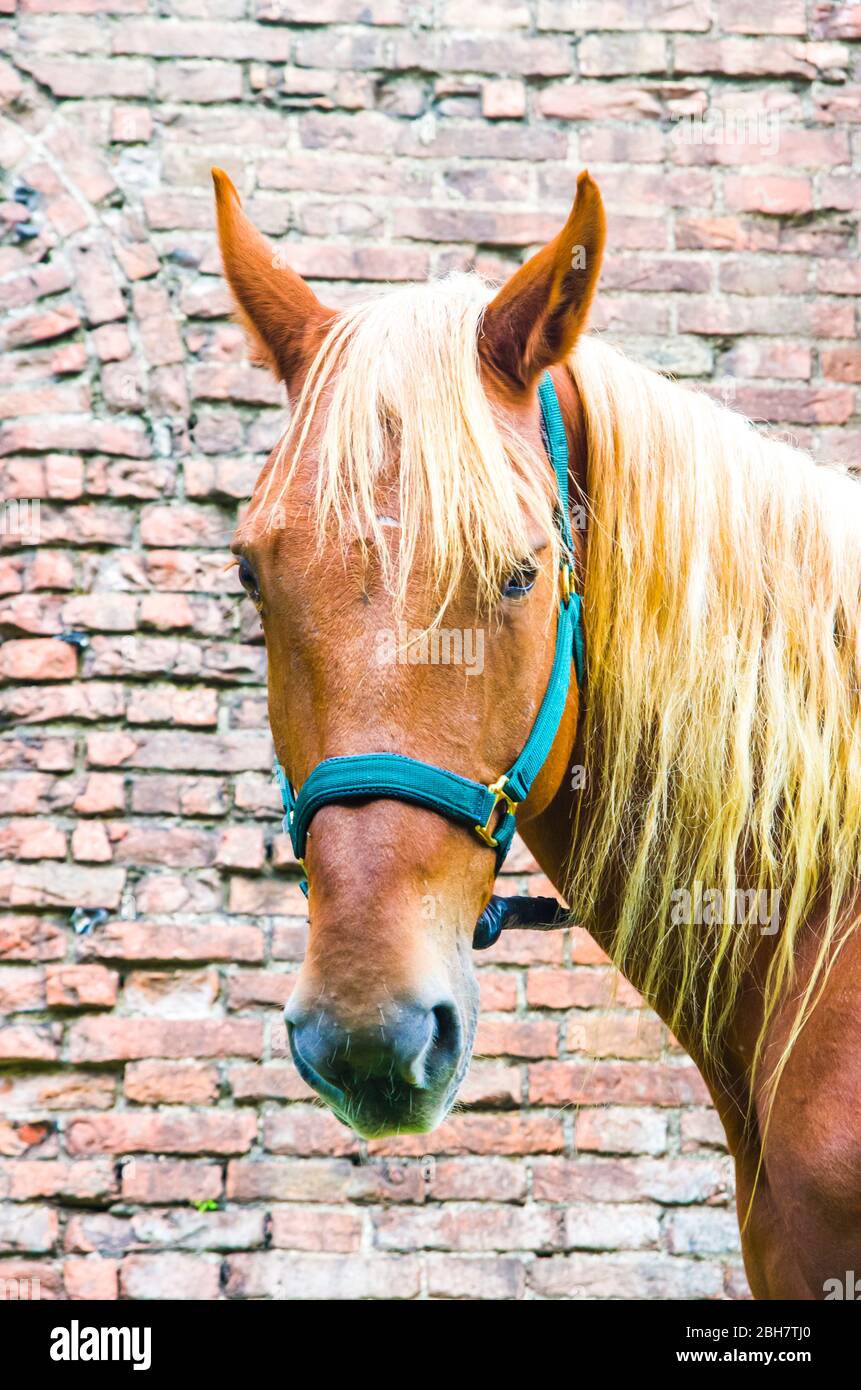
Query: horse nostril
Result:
<box><xmin>430</xmin><ymin>1000</ymin><xmax>461</xmax><ymax>1071</ymax></box>
<box><xmin>286</xmin><ymin>1015</ymin><xmax>347</xmax><ymax>1111</ymax></box>
<box><xmin>387</xmin><ymin>1000</ymin><xmax>462</xmax><ymax>1088</ymax></box>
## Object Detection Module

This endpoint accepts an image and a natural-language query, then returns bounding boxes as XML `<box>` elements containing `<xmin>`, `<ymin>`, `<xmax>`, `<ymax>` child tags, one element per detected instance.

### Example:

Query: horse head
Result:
<box><xmin>214</xmin><ymin>167</ymin><xmax>604</xmax><ymax>1137</ymax></box>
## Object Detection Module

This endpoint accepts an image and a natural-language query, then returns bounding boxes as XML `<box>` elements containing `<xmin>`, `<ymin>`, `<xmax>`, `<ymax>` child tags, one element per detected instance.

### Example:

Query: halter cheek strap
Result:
<box><xmin>275</xmin><ymin>372</ymin><xmax>585</xmax><ymax>893</ymax></box>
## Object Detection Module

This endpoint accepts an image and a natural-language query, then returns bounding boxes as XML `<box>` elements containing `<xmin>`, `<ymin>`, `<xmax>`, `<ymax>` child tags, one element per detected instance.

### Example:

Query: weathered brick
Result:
<box><xmin>528</xmin><ymin>1252</ymin><xmax>723</xmax><ymax>1299</ymax></box>
<box><xmin>576</xmin><ymin>1107</ymin><xmax>669</xmax><ymax>1157</ymax></box>
<box><xmin>120</xmin><ymin>1253</ymin><xmax>221</xmax><ymax>1300</ymax></box>
<box><xmin>0</xmin><ymin>1071</ymin><xmax>116</xmax><ymax>1114</ymax></box>
<box><xmin>66</xmin><ymin>1111</ymin><xmax>257</xmax><ymax>1156</ymax></box>
<box><xmin>530</xmin><ymin>1062</ymin><xmax>710</xmax><ymax>1107</ymax></box>
<box><xmin>0</xmin><ymin>638</ymin><xmax>76</xmax><ymax>682</ymax></box>
<box><xmin>0</xmin><ymin>1021</ymin><xmax>63</xmax><ymax>1067</ymax></box>
<box><xmin>124</xmin><ymin>1061</ymin><xmax>220</xmax><ymax>1106</ymax></box>
<box><xmin>225</xmin><ymin>1251</ymin><xmax>420</xmax><ymax>1299</ymax></box>
<box><xmin>68</xmin><ymin>1018</ymin><xmax>262</xmax><ymax>1063</ymax></box>
<box><xmin>270</xmin><ymin>1206</ymin><xmax>363</xmax><ymax>1252</ymax></box>
<box><xmin>0</xmin><ymin>863</ymin><xmax>125</xmax><ymax>910</ymax></box>
<box><xmin>45</xmin><ymin>964</ymin><xmax>118</xmax><ymax>1009</ymax></box>
<box><xmin>0</xmin><ymin>1159</ymin><xmax>116</xmax><ymax>1203</ymax></box>
<box><xmin>63</xmin><ymin>1258</ymin><xmax>119</xmax><ymax>1301</ymax></box>
<box><xmin>78</xmin><ymin>920</ymin><xmax>264</xmax><ymax>963</ymax></box>
<box><xmin>0</xmin><ymin>1203</ymin><xmax>58</xmax><ymax>1253</ymax></box>
<box><xmin>121</xmin><ymin>1159</ymin><xmax>223</xmax><ymax>1205</ymax></box>
<box><xmin>664</xmin><ymin>1208</ymin><xmax>741</xmax><ymax>1255</ymax></box>
<box><xmin>562</xmin><ymin>1203</ymin><xmax>661</xmax><ymax>1252</ymax></box>
<box><xmin>427</xmin><ymin>1253</ymin><xmax>526</xmax><ymax>1300</ymax></box>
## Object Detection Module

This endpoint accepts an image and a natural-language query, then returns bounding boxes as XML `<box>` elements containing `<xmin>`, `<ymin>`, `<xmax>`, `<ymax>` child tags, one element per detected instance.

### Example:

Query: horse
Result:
<box><xmin>213</xmin><ymin>166</ymin><xmax>861</xmax><ymax>1299</ymax></box>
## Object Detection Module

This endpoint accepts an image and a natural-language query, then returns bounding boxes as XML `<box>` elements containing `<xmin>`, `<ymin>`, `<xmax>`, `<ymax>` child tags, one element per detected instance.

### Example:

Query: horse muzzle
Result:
<box><xmin>285</xmin><ymin>996</ymin><xmax>463</xmax><ymax>1137</ymax></box>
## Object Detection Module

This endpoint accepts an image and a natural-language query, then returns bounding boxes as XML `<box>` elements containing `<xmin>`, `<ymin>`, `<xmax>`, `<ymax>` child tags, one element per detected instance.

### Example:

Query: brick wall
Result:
<box><xmin>1</xmin><ymin>0</ymin><xmax>858</xmax><ymax>1301</ymax></box>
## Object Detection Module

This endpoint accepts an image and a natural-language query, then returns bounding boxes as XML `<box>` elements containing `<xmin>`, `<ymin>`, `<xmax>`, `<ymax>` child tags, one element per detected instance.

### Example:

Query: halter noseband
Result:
<box><xmin>274</xmin><ymin>372</ymin><xmax>585</xmax><ymax>920</ymax></box>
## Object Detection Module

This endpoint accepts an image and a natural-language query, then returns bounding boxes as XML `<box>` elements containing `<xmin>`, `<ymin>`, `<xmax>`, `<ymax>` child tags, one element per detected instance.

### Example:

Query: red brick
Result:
<box><xmin>63</xmin><ymin>1258</ymin><xmax>119</xmax><ymax>1301</ymax></box>
<box><xmin>216</xmin><ymin>825</ymin><xmax>266</xmax><ymax>871</ymax></box>
<box><xmin>458</xmin><ymin>1061</ymin><xmax>521</xmax><ymax>1108</ymax></box>
<box><xmin>674</xmin><ymin>35</ymin><xmax>849</xmax><ymax>78</ymax></box>
<box><xmin>482</xmin><ymin>79</ymin><xmax>526</xmax><ymax>119</ymax></box>
<box><xmin>15</xmin><ymin>58</ymin><xmax>153</xmax><ymax>99</ymax></box>
<box><xmin>426</xmin><ymin>1158</ymin><xmax>527</xmax><ymax>1202</ymax></box>
<box><xmin>270</xmin><ymin>1206</ymin><xmax>363</xmax><ymax>1252</ymax></box>
<box><xmin>45</xmin><ymin>964</ymin><xmax>118</xmax><ymax>1009</ymax></box>
<box><xmin>2</xmin><ymin>301</ymin><xmax>80</xmax><ymax>347</ymax></box>
<box><xmin>566</xmin><ymin>1012</ymin><xmax>665</xmax><ymax>1059</ymax></box>
<box><xmin>77</xmin><ymin>921</ymin><xmax>264</xmax><ymax>963</ymax></box>
<box><xmin>822</xmin><ymin>347</ymin><xmax>861</xmax><ymax>383</ymax></box>
<box><xmin>225</xmin><ymin>971</ymin><xmax>293</xmax><ymax>1011</ymax></box>
<box><xmin>576</xmin><ymin>1107</ymin><xmax>669</xmax><ymax>1156</ymax></box>
<box><xmin>228</xmin><ymin>1064</ymin><xmax>311</xmax><ymax>1102</ymax></box>
<box><xmin>579</xmin><ymin>34</ymin><xmax>668</xmax><ymax>75</ymax></box>
<box><xmin>73</xmin><ymin>773</ymin><xmax>126</xmax><ymax>814</ymax></box>
<box><xmin>369</xmin><ymin>1112</ymin><xmax>565</xmax><ymax>1157</ymax></box>
<box><xmin>264</xmin><ymin>1106</ymin><xmax>359</xmax><ymax>1158</ymax></box>
<box><xmin>0</xmin><ymin>638</ymin><xmax>76</xmax><ymax>681</ymax></box>
<box><xmin>527</xmin><ymin>967</ymin><xmax>642</xmax><ymax>1010</ymax></box>
<box><xmin>0</xmin><ymin>1025</ymin><xmax>61</xmax><ymax>1063</ymax></box>
<box><xmin>66</xmin><ymin>1111</ymin><xmax>257</xmax><ymax>1156</ymax></box>
<box><xmin>121</xmin><ymin>1159</ymin><xmax>223</xmax><ymax>1205</ymax></box>
<box><xmin>724</xmin><ymin>175</ymin><xmax>812</xmax><ymax>215</ymax></box>
<box><xmin>0</xmin><ymin>1159</ymin><xmax>116</xmax><ymax>1202</ymax></box>
<box><xmin>475</xmin><ymin>1018</ymin><xmax>559</xmax><ymax>1059</ymax></box>
<box><xmin>226</xmin><ymin>1156</ymin><xmax>422</xmax><ymax>1204</ymax></box>
<box><xmin>0</xmin><ymin>1072</ymin><xmax>115</xmax><ymax>1113</ymax></box>
<box><xmin>224</xmin><ymin>1252</ymin><xmax>420</xmax><ymax>1299</ymax></box>
<box><xmin>122</xmin><ymin>966</ymin><xmax>219</xmax><ymax>1015</ymax></box>
<box><xmin>124</xmin><ymin>1061</ymin><xmax>219</xmax><ymax>1105</ymax></box>
<box><xmin>528</xmin><ymin>1251</ymin><xmax>722</xmax><ymax>1298</ymax></box>
<box><xmin>0</xmin><ymin>1203</ymin><xmax>58</xmax><ymax>1253</ymax></box>
<box><xmin>0</xmin><ymin>1121</ymin><xmax>57</xmax><ymax>1158</ymax></box>
<box><xmin>70</xmin><ymin>821</ymin><xmax>113</xmax><ymax>862</ymax></box>
<box><xmin>0</xmin><ymin>862</ymin><xmax>125</xmax><ymax>910</ymax></box>
<box><xmin>427</xmin><ymin>1253</ymin><xmax>526</xmax><ymax>1300</ymax></box>
<box><xmin>0</xmin><ymin>1259</ymin><xmax>62</xmax><ymax>1300</ymax></box>
<box><xmin>120</xmin><ymin>1253</ymin><xmax>221</xmax><ymax>1300</ymax></box>
<box><xmin>529</xmin><ymin>1062</ymin><xmax>711</xmax><ymax>1108</ymax></box>
<box><xmin>562</xmin><ymin>1202</ymin><xmax>661</xmax><ymax>1251</ymax></box>
<box><xmin>373</xmin><ymin>1203</ymin><xmax>562</xmax><ymax>1252</ymax></box>
<box><xmin>68</xmin><ymin>1018</ymin><xmax>262</xmax><ymax>1063</ymax></box>
<box><xmin>680</xmin><ymin>1108</ymin><xmax>729</xmax><ymax>1152</ymax></box>
<box><xmin>477</xmin><ymin>969</ymin><xmax>518</xmax><ymax>1011</ymax></box>
<box><xmin>0</xmin><ymin>819</ymin><xmax>67</xmax><ymax>859</ymax></box>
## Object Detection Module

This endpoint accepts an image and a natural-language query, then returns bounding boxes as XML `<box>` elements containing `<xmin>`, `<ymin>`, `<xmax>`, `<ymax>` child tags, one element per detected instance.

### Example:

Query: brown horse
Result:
<box><xmin>214</xmin><ymin>167</ymin><xmax>861</xmax><ymax>1299</ymax></box>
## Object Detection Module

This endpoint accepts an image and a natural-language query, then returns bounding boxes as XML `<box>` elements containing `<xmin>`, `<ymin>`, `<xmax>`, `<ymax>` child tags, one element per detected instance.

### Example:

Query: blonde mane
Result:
<box><xmin>256</xmin><ymin>271</ymin><xmax>861</xmax><ymax>1089</ymax></box>
<box><xmin>568</xmin><ymin>337</ymin><xmax>861</xmax><ymax>1090</ymax></box>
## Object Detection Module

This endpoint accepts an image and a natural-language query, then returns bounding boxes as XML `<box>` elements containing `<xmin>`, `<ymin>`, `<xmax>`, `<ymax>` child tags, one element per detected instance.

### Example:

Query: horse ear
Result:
<box><xmin>212</xmin><ymin>167</ymin><xmax>332</xmax><ymax>391</ymax></box>
<box><xmin>480</xmin><ymin>171</ymin><xmax>605</xmax><ymax>392</ymax></box>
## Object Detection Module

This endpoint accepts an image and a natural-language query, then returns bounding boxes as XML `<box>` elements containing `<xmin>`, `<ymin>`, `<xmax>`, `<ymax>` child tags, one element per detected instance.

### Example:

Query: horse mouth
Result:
<box><xmin>329</xmin><ymin>1086</ymin><xmax>451</xmax><ymax>1139</ymax></box>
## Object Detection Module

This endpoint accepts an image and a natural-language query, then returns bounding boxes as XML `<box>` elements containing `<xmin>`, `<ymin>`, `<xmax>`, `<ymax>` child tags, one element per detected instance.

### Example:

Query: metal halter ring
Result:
<box><xmin>474</xmin><ymin>776</ymin><xmax>519</xmax><ymax>849</ymax></box>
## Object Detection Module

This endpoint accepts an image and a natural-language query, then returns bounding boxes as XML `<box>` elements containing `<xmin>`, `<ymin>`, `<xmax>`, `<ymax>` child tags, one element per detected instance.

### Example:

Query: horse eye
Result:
<box><xmin>502</xmin><ymin>562</ymin><xmax>538</xmax><ymax>598</ymax></box>
<box><xmin>237</xmin><ymin>558</ymin><xmax>261</xmax><ymax>604</ymax></box>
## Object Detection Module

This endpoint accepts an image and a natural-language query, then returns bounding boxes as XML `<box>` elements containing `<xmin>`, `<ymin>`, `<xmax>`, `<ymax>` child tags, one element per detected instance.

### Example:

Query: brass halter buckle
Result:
<box><xmin>560</xmin><ymin>560</ymin><xmax>574</xmax><ymax>607</ymax></box>
<box><xmin>474</xmin><ymin>776</ymin><xmax>519</xmax><ymax>849</ymax></box>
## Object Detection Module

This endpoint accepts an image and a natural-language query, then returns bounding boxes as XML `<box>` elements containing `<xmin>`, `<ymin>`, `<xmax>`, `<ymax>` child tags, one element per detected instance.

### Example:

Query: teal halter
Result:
<box><xmin>275</xmin><ymin>372</ymin><xmax>585</xmax><ymax>894</ymax></box>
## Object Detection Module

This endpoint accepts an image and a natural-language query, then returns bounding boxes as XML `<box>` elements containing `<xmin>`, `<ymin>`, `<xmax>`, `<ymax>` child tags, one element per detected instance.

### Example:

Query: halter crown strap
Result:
<box><xmin>276</xmin><ymin>371</ymin><xmax>585</xmax><ymax>887</ymax></box>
